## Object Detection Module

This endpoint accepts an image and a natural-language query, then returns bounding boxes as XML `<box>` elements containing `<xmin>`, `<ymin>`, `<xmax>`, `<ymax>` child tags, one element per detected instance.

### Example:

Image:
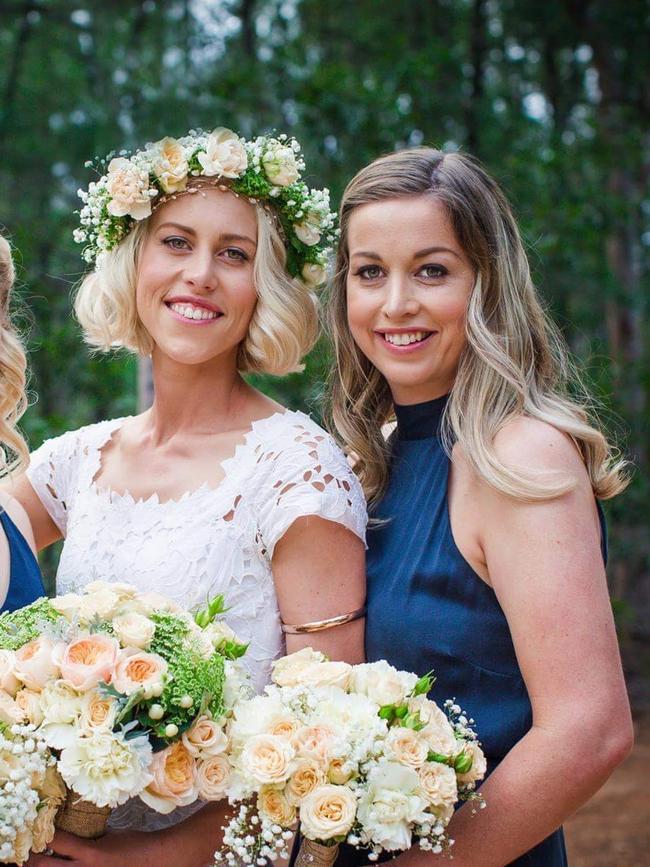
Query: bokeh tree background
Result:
<box><xmin>1</xmin><ymin>0</ymin><xmax>648</xmax><ymax>706</ymax></box>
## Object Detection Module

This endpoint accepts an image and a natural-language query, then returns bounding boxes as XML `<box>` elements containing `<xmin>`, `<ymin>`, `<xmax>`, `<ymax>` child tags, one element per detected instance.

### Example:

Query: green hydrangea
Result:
<box><xmin>0</xmin><ymin>597</ymin><xmax>62</xmax><ymax>650</ymax></box>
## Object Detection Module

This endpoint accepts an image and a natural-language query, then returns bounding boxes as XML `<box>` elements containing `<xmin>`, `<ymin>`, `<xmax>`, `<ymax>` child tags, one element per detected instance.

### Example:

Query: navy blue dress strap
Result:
<box><xmin>0</xmin><ymin>508</ymin><xmax>45</xmax><ymax>613</ymax></box>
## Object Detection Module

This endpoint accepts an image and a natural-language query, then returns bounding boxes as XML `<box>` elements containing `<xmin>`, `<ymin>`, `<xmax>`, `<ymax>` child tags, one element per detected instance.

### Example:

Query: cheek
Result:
<box><xmin>346</xmin><ymin>286</ymin><xmax>375</xmax><ymax>340</ymax></box>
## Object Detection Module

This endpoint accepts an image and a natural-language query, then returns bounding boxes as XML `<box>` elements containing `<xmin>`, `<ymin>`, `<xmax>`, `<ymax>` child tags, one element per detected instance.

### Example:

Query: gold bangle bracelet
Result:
<box><xmin>281</xmin><ymin>604</ymin><xmax>367</xmax><ymax>634</ymax></box>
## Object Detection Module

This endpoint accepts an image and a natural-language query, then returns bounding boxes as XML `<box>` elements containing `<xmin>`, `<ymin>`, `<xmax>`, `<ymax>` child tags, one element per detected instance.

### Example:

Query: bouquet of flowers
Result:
<box><xmin>0</xmin><ymin>582</ymin><xmax>249</xmax><ymax>864</ymax></box>
<box><xmin>216</xmin><ymin>648</ymin><xmax>486</xmax><ymax>867</ymax></box>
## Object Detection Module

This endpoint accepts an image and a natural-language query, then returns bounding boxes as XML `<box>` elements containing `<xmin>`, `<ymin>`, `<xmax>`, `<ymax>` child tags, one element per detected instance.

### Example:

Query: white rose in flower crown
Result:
<box><xmin>105</xmin><ymin>157</ymin><xmax>154</xmax><ymax>220</ymax></box>
<box><xmin>357</xmin><ymin>762</ymin><xmax>429</xmax><ymax>851</ymax></box>
<box><xmin>455</xmin><ymin>740</ymin><xmax>487</xmax><ymax>786</ymax></box>
<box><xmin>112</xmin><ymin>611</ymin><xmax>156</xmax><ymax>650</ymax></box>
<box><xmin>197</xmin><ymin>127</ymin><xmax>248</xmax><ymax>178</ymax></box>
<box><xmin>302</xmin><ymin>262</ymin><xmax>327</xmax><ymax>287</ymax></box>
<box><xmin>271</xmin><ymin>647</ymin><xmax>326</xmax><ymax>687</ymax></box>
<box><xmin>385</xmin><ymin>726</ymin><xmax>429</xmax><ymax>769</ymax></box>
<box><xmin>196</xmin><ymin>754</ymin><xmax>231</xmax><ymax>801</ymax></box>
<box><xmin>241</xmin><ymin>733</ymin><xmax>295</xmax><ymax>785</ymax></box>
<box><xmin>300</xmin><ymin>784</ymin><xmax>357</xmax><ymax>841</ymax></box>
<box><xmin>151</xmin><ymin>136</ymin><xmax>189</xmax><ymax>193</ymax></box>
<box><xmin>258</xmin><ymin>785</ymin><xmax>297</xmax><ymax>825</ymax></box>
<box><xmin>14</xmin><ymin>635</ymin><xmax>61</xmax><ymax>690</ymax></box>
<box><xmin>294</xmin><ymin>216</ymin><xmax>321</xmax><ymax>247</ymax></box>
<box><xmin>350</xmin><ymin>661</ymin><xmax>418</xmax><ymax>708</ymax></box>
<box><xmin>59</xmin><ymin>729</ymin><xmax>153</xmax><ymax>809</ymax></box>
<box><xmin>262</xmin><ymin>144</ymin><xmax>300</xmax><ymax>187</ymax></box>
<box><xmin>418</xmin><ymin>762</ymin><xmax>457</xmax><ymax>819</ymax></box>
<box><xmin>286</xmin><ymin>757</ymin><xmax>326</xmax><ymax>805</ymax></box>
<box><xmin>408</xmin><ymin>695</ymin><xmax>457</xmax><ymax>756</ymax></box>
<box><xmin>0</xmin><ymin>649</ymin><xmax>20</xmax><ymax>696</ymax></box>
<box><xmin>112</xmin><ymin>649</ymin><xmax>168</xmax><ymax>696</ymax></box>
<box><xmin>182</xmin><ymin>714</ymin><xmax>228</xmax><ymax>758</ymax></box>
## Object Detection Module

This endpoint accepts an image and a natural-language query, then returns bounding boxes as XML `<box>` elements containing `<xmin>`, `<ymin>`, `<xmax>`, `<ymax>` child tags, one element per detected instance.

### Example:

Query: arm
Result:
<box><xmin>3</xmin><ymin>472</ymin><xmax>62</xmax><ymax>549</ymax></box>
<box><xmin>399</xmin><ymin>419</ymin><xmax>633</xmax><ymax>866</ymax></box>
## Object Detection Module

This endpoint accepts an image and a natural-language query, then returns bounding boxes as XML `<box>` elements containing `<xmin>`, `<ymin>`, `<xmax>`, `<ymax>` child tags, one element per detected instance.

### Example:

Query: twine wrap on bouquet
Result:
<box><xmin>55</xmin><ymin>789</ymin><xmax>112</xmax><ymax>839</ymax></box>
<box><xmin>294</xmin><ymin>838</ymin><xmax>340</xmax><ymax>867</ymax></box>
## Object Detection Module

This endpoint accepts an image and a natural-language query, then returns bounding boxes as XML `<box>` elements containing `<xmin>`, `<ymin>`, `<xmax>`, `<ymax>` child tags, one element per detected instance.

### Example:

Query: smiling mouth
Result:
<box><xmin>166</xmin><ymin>302</ymin><xmax>222</xmax><ymax>322</ymax></box>
<box><xmin>380</xmin><ymin>330</ymin><xmax>433</xmax><ymax>346</ymax></box>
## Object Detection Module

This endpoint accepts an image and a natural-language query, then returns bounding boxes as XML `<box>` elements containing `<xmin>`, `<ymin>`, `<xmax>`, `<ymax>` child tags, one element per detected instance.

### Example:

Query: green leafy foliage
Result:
<box><xmin>0</xmin><ymin>597</ymin><xmax>62</xmax><ymax>650</ymax></box>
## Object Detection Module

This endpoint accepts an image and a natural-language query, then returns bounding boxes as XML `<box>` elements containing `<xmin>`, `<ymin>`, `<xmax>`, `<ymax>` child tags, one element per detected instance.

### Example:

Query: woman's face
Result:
<box><xmin>136</xmin><ymin>187</ymin><xmax>258</xmax><ymax>368</ymax></box>
<box><xmin>346</xmin><ymin>194</ymin><xmax>475</xmax><ymax>405</ymax></box>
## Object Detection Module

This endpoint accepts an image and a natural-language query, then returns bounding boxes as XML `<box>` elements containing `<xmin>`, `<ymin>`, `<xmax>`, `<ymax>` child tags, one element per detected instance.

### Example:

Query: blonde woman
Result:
<box><xmin>9</xmin><ymin>129</ymin><xmax>367</xmax><ymax>866</ymax></box>
<box><xmin>326</xmin><ymin>148</ymin><xmax>632</xmax><ymax>866</ymax></box>
<box><xmin>0</xmin><ymin>235</ymin><xmax>44</xmax><ymax>610</ymax></box>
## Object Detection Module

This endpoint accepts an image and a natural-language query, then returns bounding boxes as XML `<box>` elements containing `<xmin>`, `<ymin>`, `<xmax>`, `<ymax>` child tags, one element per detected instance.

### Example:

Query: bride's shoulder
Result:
<box><xmin>30</xmin><ymin>417</ymin><xmax>130</xmax><ymax>464</ymax></box>
<box><xmin>256</xmin><ymin>409</ymin><xmax>349</xmax><ymax>466</ymax></box>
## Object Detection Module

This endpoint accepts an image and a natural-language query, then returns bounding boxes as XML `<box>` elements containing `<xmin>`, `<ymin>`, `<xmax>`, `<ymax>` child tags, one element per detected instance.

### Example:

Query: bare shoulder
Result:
<box><xmin>493</xmin><ymin>415</ymin><xmax>587</xmax><ymax>476</ymax></box>
<box><xmin>0</xmin><ymin>491</ymin><xmax>36</xmax><ymax>552</ymax></box>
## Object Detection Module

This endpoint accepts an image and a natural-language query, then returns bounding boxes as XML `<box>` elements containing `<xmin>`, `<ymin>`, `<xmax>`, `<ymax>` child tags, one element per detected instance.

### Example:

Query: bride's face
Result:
<box><xmin>346</xmin><ymin>194</ymin><xmax>475</xmax><ymax>405</ymax></box>
<box><xmin>136</xmin><ymin>188</ymin><xmax>258</xmax><ymax>368</ymax></box>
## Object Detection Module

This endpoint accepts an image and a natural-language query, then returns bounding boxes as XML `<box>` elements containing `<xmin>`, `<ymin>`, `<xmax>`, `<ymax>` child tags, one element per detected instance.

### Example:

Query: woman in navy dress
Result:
<box><xmin>326</xmin><ymin>149</ymin><xmax>633</xmax><ymax>865</ymax></box>
<box><xmin>0</xmin><ymin>235</ymin><xmax>45</xmax><ymax>611</ymax></box>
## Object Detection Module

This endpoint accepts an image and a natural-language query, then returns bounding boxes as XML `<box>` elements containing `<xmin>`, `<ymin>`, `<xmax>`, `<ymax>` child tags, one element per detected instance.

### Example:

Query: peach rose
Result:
<box><xmin>0</xmin><ymin>689</ymin><xmax>25</xmax><ymax>725</ymax></box>
<box><xmin>268</xmin><ymin>717</ymin><xmax>300</xmax><ymax>740</ymax></box>
<box><xmin>286</xmin><ymin>758</ymin><xmax>326</xmax><ymax>805</ymax></box>
<box><xmin>197</xmin><ymin>128</ymin><xmax>248</xmax><ymax>178</ymax></box>
<box><xmin>418</xmin><ymin>763</ymin><xmax>457</xmax><ymax>822</ymax></box>
<box><xmin>258</xmin><ymin>786</ymin><xmax>296</xmax><ymax>825</ymax></box>
<box><xmin>327</xmin><ymin>757</ymin><xmax>354</xmax><ymax>785</ymax></box>
<box><xmin>14</xmin><ymin>636</ymin><xmax>60</xmax><ymax>690</ymax></box>
<box><xmin>182</xmin><ymin>715</ymin><xmax>228</xmax><ymax>758</ymax></box>
<box><xmin>59</xmin><ymin>634</ymin><xmax>119</xmax><ymax>691</ymax></box>
<box><xmin>151</xmin><ymin>137</ymin><xmax>188</xmax><ymax>194</ymax></box>
<box><xmin>14</xmin><ymin>688</ymin><xmax>44</xmax><ymax>726</ymax></box>
<box><xmin>241</xmin><ymin>734</ymin><xmax>295</xmax><ymax>785</ymax></box>
<box><xmin>384</xmin><ymin>727</ymin><xmax>429</xmax><ymax>769</ymax></box>
<box><xmin>300</xmin><ymin>784</ymin><xmax>357</xmax><ymax>841</ymax></box>
<box><xmin>140</xmin><ymin>741</ymin><xmax>198</xmax><ymax>814</ymax></box>
<box><xmin>196</xmin><ymin>754</ymin><xmax>231</xmax><ymax>801</ymax></box>
<box><xmin>80</xmin><ymin>689</ymin><xmax>118</xmax><ymax>730</ymax></box>
<box><xmin>112</xmin><ymin>650</ymin><xmax>167</xmax><ymax>696</ymax></box>
<box><xmin>456</xmin><ymin>741</ymin><xmax>487</xmax><ymax>786</ymax></box>
<box><xmin>292</xmin><ymin>724</ymin><xmax>335</xmax><ymax>761</ymax></box>
<box><xmin>0</xmin><ymin>649</ymin><xmax>20</xmax><ymax>696</ymax></box>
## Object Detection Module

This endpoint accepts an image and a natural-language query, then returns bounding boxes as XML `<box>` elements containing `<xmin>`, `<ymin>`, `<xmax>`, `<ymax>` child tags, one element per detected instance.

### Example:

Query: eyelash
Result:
<box><xmin>161</xmin><ymin>237</ymin><xmax>249</xmax><ymax>261</ymax></box>
<box><xmin>354</xmin><ymin>264</ymin><xmax>448</xmax><ymax>280</ymax></box>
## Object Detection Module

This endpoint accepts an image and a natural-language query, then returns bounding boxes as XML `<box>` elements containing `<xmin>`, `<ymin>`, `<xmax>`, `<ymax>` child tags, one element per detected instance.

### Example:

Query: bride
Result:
<box><xmin>11</xmin><ymin>128</ymin><xmax>367</xmax><ymax>866</ymax></box>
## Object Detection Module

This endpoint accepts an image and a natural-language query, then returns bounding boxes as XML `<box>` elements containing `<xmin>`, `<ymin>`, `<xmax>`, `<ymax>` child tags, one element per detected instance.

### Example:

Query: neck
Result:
<box><xmin>143</xmin><ymin>348</ymin><xmax>249</xmax><ymax>442</ymax></box>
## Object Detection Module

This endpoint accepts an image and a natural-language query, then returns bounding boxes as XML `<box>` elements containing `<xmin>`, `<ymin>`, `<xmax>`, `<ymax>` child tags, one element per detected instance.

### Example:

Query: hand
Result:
<box><xmin>26</xmin><ymin>829</ymin><xmax>171</xmax><ymax>867</ymax></box>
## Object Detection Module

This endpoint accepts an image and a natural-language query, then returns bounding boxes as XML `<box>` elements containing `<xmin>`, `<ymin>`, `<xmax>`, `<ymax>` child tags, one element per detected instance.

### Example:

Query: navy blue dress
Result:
<box><xmin>365</xmin><ymin>395</ymin><xmax>606</xmax><ymax>866</ymax></box>
<box><xmin>0</xmin><ymin>508</ymin><xmax>45</xmax><ymax>613</ymax></box>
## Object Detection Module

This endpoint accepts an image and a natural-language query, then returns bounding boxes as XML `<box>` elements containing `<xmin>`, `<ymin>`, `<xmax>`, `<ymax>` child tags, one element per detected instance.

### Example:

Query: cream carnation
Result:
<box><xmin>151</xmin><ymin>136</ymin><xmax>189</xmax><ymax>193</ymax></box>
<box><xmin>112</xmin><ymin>650</ymin><xmax>168</xmax><ymax>696</ymax></box>
<box><xmin>140</xmin><ymin>741</ymin><xmax>198</xmax><ymax>814</ymax></box>
<box><xmin>418</xmin><ymin>762</ymin><xmax>458</xmax><ymax>816</ymax></box>
<box><xmin>59</xmin><ymin>634</ymin><xmax>119</xmax><ymax>692</ymax></box>
<box><xmin>384</xmin><ymin>727</ymin><xmax>429</xmax><ymax>769</ymax></box>
<box><xmin>0</xmin><ymin>649</ymin><xmax>20</xmax><ymax>696</ymax></box>
<box><xmin>105</xmin><ymin>158</ymin><xmax>153</xmax><ymax>220</ymax></box>
<box><xmin>350</xmin><ymin>661</ymin><xmax>418</xmax><ymax>708</ymax></box>
<box><xmin>258</xmin><ymin>786</ymin><xmax>296</xmax><ymax>825</ymax></box>
<box><xmin>197</xmin><ymin>128</ymin><xmax>248</xmax><ymax>178</ymax></box>
<box><xmin>196</xmin><ymin>754</ymin><xmax>231</xmax><ymax>801</ymax></box>
<box><xmin>300</xmin><ymin>784</ymin><xmax>357</xmax><ymax>841</ymax></box>
<box><xmin>182</xmin><ymin>715</ymin><xmax>228</xmax><ymax>758</ymax></box>
<box><xmin>262</xmin><ymin>144</ymin><xmax>300</xmax><ymax>187</ymax></box>
<box><xmin>357</xmin><ymin>762</ymin><xmax>429</xmax><ymax>851</ymax></box>
<box><xmin>14</xmin><ymin>636</ymin><xmax>61</xmax><ymax>690</ymax></box>
<box><xmin>112</xmin><ymin>611</ymin><xmax>156</xmax><ymax>650</ymax></box>
<box><xmin>241</xmin><ymin>733</ymin><xmax>295</xmax><ymax>785</ymax></box>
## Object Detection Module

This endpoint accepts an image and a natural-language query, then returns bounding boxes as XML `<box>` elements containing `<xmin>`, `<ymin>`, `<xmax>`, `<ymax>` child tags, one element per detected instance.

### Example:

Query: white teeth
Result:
<box><xmin>169</xmin><ymin>302</ymin><xmax>219</xmax><ymax>321</ymax></box>
<box><xmin>383</xmin><ymin>331</ymin><xmax>429</xmax><ymax>346</ymax></box>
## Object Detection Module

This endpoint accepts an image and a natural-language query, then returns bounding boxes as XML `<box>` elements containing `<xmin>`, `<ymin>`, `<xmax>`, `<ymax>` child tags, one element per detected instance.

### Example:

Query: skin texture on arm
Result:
<box><xmin>2</xmin><ymin>473</ymin><xmax>62</xmax><ymax>550</ymax></box>
<box><xmin>398</xmin><ymin>417</ymin><xmax>633</xmax><ymax>867</ymax></box>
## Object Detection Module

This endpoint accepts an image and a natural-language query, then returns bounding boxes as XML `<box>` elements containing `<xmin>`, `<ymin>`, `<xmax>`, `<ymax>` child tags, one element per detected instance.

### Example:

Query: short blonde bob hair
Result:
<box><xmin>0</xmin><ymin>235</ymin><xmax>29</xmax><ymax>476</ymax></box>
<box><xmin>328</xmin><ymin>147</ymin><xmax>629</xmax><ymax>505</ymax></box>
<box><xmin>75</xmin><ymin>195</ymin><xmax>319</xmax><ymax>375</ymax></box>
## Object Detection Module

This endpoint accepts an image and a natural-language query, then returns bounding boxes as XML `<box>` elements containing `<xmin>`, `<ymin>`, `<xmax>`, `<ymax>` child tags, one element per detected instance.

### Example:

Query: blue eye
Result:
<box><xmin>356</xmin><ymin>265</ymin><xmax>384</xmax><ymax>280</ymax></box>
<box><xmin>419</xmin><ymin>264</ymin><xmax>447</xmax><ymax>279</ymax></box>
<box><xmin>224</xmin><ymin>248</ymin><xmax>248</xmax><ymax>261</ymax></box>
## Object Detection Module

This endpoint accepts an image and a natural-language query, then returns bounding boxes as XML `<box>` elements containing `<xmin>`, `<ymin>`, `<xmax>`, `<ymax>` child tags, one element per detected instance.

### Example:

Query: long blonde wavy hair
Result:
<box><xmin>0</xmin><ymin>236</ymin><xmax>29</xmax><ymax>477</ymax></box>
<box><xmin>327</xmin><ymin>147</ymin><xmax>628</xmax><ymax>506</ymax></box>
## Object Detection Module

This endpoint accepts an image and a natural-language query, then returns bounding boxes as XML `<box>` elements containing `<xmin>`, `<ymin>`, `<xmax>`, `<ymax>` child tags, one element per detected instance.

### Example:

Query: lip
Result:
<box><xmin>165</xmin><ymin>295</ymin><xmax>223</xmax><ymax>314</ymax></box>
<box><xmin>374</xmin><ymin>329</ymin><xmax>437</xmax><ymax>355</ymax></box>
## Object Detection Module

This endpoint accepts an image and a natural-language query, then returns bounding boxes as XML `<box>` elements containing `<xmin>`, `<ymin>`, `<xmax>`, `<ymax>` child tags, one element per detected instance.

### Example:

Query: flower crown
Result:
<box><xmin>74</xmin><ymin>128</ymin><xmax>337</xmax><ymax>287</ymax></box>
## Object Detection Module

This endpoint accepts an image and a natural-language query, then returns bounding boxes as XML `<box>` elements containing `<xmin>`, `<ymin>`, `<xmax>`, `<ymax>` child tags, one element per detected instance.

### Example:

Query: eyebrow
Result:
<box><xmin>350</xmin><ymin>246</ymin><xmax>462</xmax><ymax>261</ymax></box>
<box><xmin>156</xmin><ymin>222</ymin><xmax>256</xmax><ymax>246</ymax></box>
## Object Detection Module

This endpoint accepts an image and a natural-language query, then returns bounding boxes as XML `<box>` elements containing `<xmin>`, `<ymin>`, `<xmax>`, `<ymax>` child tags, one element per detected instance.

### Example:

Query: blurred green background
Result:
<box><xmin>0</xmin><ymin>0</ymin><xmax>648</xmax><ymax>706</ymax></box>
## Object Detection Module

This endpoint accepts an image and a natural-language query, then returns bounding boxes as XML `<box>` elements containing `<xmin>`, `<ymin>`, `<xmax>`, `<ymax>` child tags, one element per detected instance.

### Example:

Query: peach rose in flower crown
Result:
<box><xmin>59</xmin><ymin>634</ymin><xmax>119</xmax><ymax>691</ymax></box>
<box><xmin>14</xmin><ymin>636</ymin><xmax>61</xmax><ymax>690</ymax></box>
<box><xmin>140</xmin><ymin>741</ymin><xmax>198</xmax><ymax>814</ymax></box>
<box><xmin>112</xmin><ymin>649</ymin><xmax>168</xmax><ymax>697</ymax></box>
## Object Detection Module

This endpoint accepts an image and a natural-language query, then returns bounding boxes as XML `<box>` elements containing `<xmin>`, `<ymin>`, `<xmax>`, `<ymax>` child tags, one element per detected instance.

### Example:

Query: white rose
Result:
<box><xmin>241</xmin><ymin>733</ymin><xmax>295</xmax><ymax>785</ymax></box>
<box><xmin>300</xmin><ymin>784</ymin><xmax>357</xmax><ymax>841</ymax></box>
<box><xmin>204</xmin><ymin>620</ymin><xmax>238</xmax><ymax>647</ymax></box>
<box><xmin>229</xmin><ymin>692</ymin><xmax>287</xmax><ymax>746</ymax></box>
<box><xmin>455</xmin><ymin>740</ymin><xmax>487</xmax><ymax>786</ymax></box>
<box><xmin>113</xmin><ymin>612</ymin><xmax>156</xmax><ymax>650</ymax></box>
<box><xmin>272</xmin><ymin>647</ymin><xmax>326</xmax><ymax>687</ymax></box>
<box><xmin>50</xmin><ymin>592</ymin><xmax>84</xmax><ymax>621</ymax></box>
<box><xmin>182</xmin><ymin>715</ymin><xmax>228</xmax><ymax>758</ymax></box>
<box><xmin>294</xmin><ymin>218</ymin><xmax>321</xmax><ymax>246</ymax></box>
<box><xmin>384</xmin><ymin>727</ymin><xmax>429</xmax><ymax>769</ymax></box>
<box><xmin>151</xmin><ymin>136</ymin><xmax>188</xmax><ymax>193</ymax></box>
<box><xmin>196</xmin><ymin>755</ymin><xmax>231</xmax><ymax>801</ymax></box>
<box><xmin>85</xmin><ymin>580</ymin><xmax>137</xmax><ymax>601</ymax></box>
<box><xmin>357</xmin><ymin>762</ymin><xmax>429</xmax><ymax>852</ymax></box>
<box><xmin>301</xmin><ymin>262</ymin><xmax>327</xmax><ymax>287</ymax></box>
<box><xmin>132</xmin><ymin>590</ymin><xmax>182</xmax><ymax>615</ymax></box>
<box><xmin>0</xmin><ymin>649</ymin><xmax>20</xmax><ymax>696</ymax></box>
<box><xmin>105</xmin><ymin>157</ymin><xmax>153</xmax><ymax>220</ymax></box>
<box><xmin>350</xmin><ymin>661</ymin><xmax>418</xmax><ymax>708</ymax></box>
<box><xmin>197</xmin><ymin>127</ymin><xmax>248</xmax><ymax>178</ymax></box>
<box><xmin>262</xmin><ymin>144</ymin><xmax>300</xmax><ymax>187</ymax></box>
<box><xmin>418</xmin><ymin>763</ymin><xmax>458</xmax><ymax>817</ymax></box>
<box><xmin>77</xmin><ymin>586</ymin><xmax>122</xmax><ymax>622</ymax></box>
<box><xmin>408</xmin><ymin>696</ymin><xmax>457</xmax><ymax>756</ymax></box>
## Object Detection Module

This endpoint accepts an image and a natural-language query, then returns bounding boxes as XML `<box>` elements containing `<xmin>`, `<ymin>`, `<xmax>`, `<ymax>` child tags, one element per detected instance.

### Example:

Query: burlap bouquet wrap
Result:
<box><xmin>55</xmin><ymin>789</ymin><xmax>112</xmax><ymax>839</ymax></box>
<box><xmin>294</xmin><ymin>839</ymin><xmax>340</xmax><ymax>867</ymax></box>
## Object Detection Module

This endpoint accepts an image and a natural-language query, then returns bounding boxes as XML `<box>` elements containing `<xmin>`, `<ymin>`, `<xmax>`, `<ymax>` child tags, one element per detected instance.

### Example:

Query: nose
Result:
<box><xmin>183</xmin><ymin>249</ymin><xmax>218</xmax><ymax>292</ymax></box>
<box><xmin>381</xmin><ymin>274</ymin><xmax>420</xmax><ymax>319</ymax></box>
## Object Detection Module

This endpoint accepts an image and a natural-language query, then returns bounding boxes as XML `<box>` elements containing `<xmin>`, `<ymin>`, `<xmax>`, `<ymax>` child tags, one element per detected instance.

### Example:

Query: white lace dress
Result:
<box><xmin>26</xmin><ymin>409</ymin><xmax>367</xmax><ymax>833</ymax></box>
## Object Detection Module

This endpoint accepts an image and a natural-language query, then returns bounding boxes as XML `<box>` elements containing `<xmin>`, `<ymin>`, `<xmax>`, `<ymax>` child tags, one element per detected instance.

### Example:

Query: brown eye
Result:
<box><xmin>419</xmin><ymin>264</ymin><xmax>447</xmax><ymax>279</ymax></box>
<box><xmin>357</xmin><ymin>265</ymin><xmax>383</xmax><ymax>280</ymax></box>
<box><xmin>163</xmin><ymin>236</ymin><xmax>190</xmax><ymax>250</ymax></box>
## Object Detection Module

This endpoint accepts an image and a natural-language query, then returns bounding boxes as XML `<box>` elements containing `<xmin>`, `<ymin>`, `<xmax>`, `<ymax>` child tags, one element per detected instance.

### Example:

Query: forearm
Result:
<box><xmin>400</xmin><ymin>723</ymin><xmax>625</xmax><ymax>867</ymax></box>
<box><xmin>158</xmin><ymin>800</ymin><xmax>230</xmax><ymax>866</ymax></box>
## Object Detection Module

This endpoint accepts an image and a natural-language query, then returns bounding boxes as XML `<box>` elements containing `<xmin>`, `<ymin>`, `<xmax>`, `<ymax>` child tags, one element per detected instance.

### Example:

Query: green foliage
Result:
<box><xmin>0</xmin><ymin>597</ymin><xmax>62</xmax><ymax>650</ymax></box>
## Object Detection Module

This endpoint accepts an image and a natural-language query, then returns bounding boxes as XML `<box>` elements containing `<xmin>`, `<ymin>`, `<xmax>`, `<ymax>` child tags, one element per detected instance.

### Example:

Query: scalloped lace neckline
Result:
<box><xmin>89</xmin><ymin>409</ymin><xmax>300</xmax><ymax>507</ymax></box>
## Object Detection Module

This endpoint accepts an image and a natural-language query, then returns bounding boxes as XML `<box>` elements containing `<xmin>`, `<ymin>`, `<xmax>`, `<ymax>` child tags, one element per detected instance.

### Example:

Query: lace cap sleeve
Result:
<box><xmin>25</xmin><ymin>427</ymin><xmax>90</xmax><ymax>536</ymax></box>
<box><xmin>253</xmin><ymin>413</ymin><xmax>367</xmax><ymax>559</ymax></box>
